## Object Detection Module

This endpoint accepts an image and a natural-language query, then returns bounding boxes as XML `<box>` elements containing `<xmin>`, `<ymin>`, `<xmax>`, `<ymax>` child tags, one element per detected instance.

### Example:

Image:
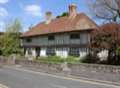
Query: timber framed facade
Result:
<box><xmin>21</xmin><ymin>4</ymin><xmax>98</xmax><ymax>58</ymax></box>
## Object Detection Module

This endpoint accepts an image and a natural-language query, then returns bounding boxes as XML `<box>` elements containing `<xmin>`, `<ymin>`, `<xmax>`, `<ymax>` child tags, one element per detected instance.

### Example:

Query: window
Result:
<box><xmin>70</xmin><ymin>33</ymin><xmax>80</xmax><ymax>39</ymax></box>
<box><xmin>26</xmin><ymin>38</ymin><xmax>32</xmax><ymax>43</ymax></box>
<box><xmin>48</xmin><ymin>35</ymin><xmax>55</xmax><ymax>41</ymax></box>
<box><xmin>69</xmin><ymin>48</ymin><xmax>80</xmax><ymax>57</ymax></box>
<box><xmin>46</xmin><ymin>48</ymin><xmax>55</xmax><ymax>56</ymax></box>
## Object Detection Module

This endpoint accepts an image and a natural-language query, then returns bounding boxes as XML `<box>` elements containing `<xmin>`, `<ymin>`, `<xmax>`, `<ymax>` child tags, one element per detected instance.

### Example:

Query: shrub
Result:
<box><xmin>80</xmin><ymin>53</ymin><xmax>100</xmax><ymax>64</ymax></box>
<box><xmin>116</xmin><ymin>47</ymin><xmax>120</xmax><ymax>56</ymax></box>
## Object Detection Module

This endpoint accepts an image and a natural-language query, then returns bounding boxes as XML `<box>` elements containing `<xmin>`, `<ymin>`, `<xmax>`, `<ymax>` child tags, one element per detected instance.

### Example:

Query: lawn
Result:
<box><xmin>35</xmin><ymin>56</ymin><xmax>80</xmax><ymax>64</ymax></box>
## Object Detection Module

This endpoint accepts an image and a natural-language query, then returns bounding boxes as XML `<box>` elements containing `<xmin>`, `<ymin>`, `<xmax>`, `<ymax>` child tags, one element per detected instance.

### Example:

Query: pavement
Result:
<box><xmin>0</xmin><ymin>84</ymin><xmax>8</xmax><ymax>88</ymax></box>
<box><xmin>0</xmin><ymin>66</ymin><xmax>120</xmax><ymax>88</ymax></box>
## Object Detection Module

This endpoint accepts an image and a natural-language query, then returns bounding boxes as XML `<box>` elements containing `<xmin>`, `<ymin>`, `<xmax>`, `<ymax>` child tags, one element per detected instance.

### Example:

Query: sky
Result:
<box><xmin>0</xmin><ymin>0</ymin><xmax>97</xmax><ymax>32</ymax></box>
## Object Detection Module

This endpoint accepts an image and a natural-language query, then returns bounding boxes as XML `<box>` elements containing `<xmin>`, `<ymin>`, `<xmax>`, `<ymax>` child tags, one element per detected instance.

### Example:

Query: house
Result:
<box><xmin>21</xmin><ymin>4</ymin><xmax>98</xmax><ymax>58</ymax></box>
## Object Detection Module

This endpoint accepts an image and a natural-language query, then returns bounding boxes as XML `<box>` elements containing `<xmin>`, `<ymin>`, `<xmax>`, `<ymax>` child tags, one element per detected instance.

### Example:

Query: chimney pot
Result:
<box><xmin>69</xmin><ymin>4</ymin><xmax>77</xmax><ymax>18</ymax></box>
<box><xmin>45</xmin><ymin>11</ymin><xmax>52</xmax><ymax>24</ymax></box>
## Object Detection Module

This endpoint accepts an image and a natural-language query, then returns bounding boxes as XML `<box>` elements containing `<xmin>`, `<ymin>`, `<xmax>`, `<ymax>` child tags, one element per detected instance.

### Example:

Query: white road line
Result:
<box><xmin>5</xmin><ymin>66</ymin><xmax>120</xmax><ymax>88</ymax></box>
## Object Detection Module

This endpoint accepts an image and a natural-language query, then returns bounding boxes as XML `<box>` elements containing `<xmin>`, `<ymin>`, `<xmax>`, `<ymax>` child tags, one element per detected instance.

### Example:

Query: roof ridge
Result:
<box><xmin>22</xmin><ymin>13</ymin><xmax>97</xmax><ymax>37</ymax></box>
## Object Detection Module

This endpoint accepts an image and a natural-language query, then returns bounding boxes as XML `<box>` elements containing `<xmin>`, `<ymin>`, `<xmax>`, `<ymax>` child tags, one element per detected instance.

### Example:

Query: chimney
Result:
<box><xmin>45</xmin><ymin>11</ymin><xmax>52</xmax><ymax>24</ymax></box>
<box><xmin>69</xmin><ymin>4</ymin><xmax>77</xmax><ymax>18</ymax></box>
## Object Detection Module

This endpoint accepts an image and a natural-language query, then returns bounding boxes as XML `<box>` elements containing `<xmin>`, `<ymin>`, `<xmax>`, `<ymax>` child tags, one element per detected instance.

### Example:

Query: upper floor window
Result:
<box><xmin>70</xmin><ymin>33</ymin><xmax>80</xmax><ymax>39</ymax></box>
<box><xmin>25</xmin><ymin>38</ymin><xmax>32</xmax><ymax>43</ymax></box>
<box><xmin>48</xmin><ymin>35</ymin><xmax>55</xmax><ymax>41</ymax></box>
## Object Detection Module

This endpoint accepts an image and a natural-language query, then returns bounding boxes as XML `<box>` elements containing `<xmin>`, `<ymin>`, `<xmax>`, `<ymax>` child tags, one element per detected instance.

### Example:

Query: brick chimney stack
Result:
<box><xmin>45</xmin><ymin>11</ymin><xmax>52</xmax><ymax>24</ymax></box>
<box><xmin>69</xmin><ymin>4</ymin><xmax>77</xmax><ymax>19</ymax></box>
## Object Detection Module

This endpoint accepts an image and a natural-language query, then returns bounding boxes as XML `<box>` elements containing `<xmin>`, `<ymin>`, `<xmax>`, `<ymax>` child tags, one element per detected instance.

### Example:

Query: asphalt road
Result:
<box><xmin>0</xmin><ymin>66</ymin><xmax>119</xmax><ymax>88</ymax></box>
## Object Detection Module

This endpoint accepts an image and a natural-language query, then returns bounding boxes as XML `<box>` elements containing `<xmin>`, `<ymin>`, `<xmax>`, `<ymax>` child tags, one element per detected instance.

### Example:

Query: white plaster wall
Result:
<box><xmin>31</xmin><ymin>48</ymin><xmax>36</xmax><ymax>57</ymax></box>
<box><xmin>25</xmin><ymin>49</ymin><xmax>29</xmax><ymax>57</ymax></box>
<box><xmin>79</xmin><ymin>48</ymin><xmax>88</xmax><ymax>58</ymax></box>
<box><xmin>40</xmin><ymin>48</ymin><xmax>47</xmax><ymax>57</ymax></box>
<box><xmin>56</xmin><ymin>48</ymin><xmax>68</xmax><ymax>58</ymax></box>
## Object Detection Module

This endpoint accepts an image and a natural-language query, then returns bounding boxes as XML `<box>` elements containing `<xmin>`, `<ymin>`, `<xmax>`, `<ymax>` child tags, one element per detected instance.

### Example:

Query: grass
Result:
<box><xmin>35</xmin><ymin>56</ymin><xmax>80</xmax><ymax>64</ymax></box>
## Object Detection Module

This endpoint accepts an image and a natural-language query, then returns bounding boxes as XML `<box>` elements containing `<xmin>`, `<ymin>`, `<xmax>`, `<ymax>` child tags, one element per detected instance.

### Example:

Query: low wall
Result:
<box><xmin>0</xmin><ymin>57</ymin><xmax>120</xmax><ymax>82</ymax></box>
<box><xmin>15</xmin><ymin>59</ymin><xmax>62</xmax><ymax>73</ymax></box>
<box><xmin>15</xmin><ymin>59</ymin><xmax>120</xmax><ymax>82</ymax></box>
<box><xmin>15</xmin><ymin>59</ymin><xmax>120</xmax><ymax>74</ymax></box>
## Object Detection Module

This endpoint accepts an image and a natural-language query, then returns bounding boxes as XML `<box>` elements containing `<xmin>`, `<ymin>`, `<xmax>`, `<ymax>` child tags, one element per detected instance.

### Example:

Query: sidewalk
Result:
<box><xmin>0</xmin><ymin>84</ymin><xmax>8</xmax><ymax>88</ymax></box>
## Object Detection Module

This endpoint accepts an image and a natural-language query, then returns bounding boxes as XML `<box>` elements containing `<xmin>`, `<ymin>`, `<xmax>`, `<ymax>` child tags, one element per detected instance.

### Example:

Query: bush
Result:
<box><xmin>116</xmin><ymin>47</ymin><xmax>120</xmax><ymax>56</ymax></box>
<box><xmin>80</xmin><ymin>53</ymin><xmax>100</xmax><ymax>64</ymax></box>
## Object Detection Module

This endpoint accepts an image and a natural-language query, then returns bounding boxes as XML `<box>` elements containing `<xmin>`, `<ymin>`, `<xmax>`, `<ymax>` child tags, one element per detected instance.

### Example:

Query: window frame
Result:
<box><xmin>70</xmin><ymin>33</ymin><xmax>80</xmax><ymax>39</ymax></box>
<box><xmin>48</xmin><ymin>35</ymin><xmax>55</xmax><ymax>41</ymax></box>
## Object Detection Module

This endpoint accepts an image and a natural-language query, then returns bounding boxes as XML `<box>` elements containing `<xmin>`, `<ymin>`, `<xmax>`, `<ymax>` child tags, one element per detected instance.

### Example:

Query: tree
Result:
<box><xmin>88</xmin><ymin>0</ymin><xmax>120</xmax><ymax>65</ymax></box>
<box><xmin>56</xmin><ymin>12</ymin><xmax>68</xmax><ymax>18</ymax></box>
<box><xmin>89</xmin><ymin>0</ymin><xmax>120</xmax><ymax>22</ymax></box>
<box><xmin>91</xmin><ymin>23</ymin><xmax>120</xmax><ymax>65</ymax></box>
<box><xmin>1</xmin><ymin>18</ymin><xmax>23</xmax><ymax>56</ymax></box>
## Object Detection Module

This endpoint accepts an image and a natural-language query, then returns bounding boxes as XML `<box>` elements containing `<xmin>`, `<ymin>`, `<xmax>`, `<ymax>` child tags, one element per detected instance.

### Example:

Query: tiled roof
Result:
<box><xmin>22</xmin><ymin>13</ymin><xmax>98</xmax><ymax>37</ymax></box>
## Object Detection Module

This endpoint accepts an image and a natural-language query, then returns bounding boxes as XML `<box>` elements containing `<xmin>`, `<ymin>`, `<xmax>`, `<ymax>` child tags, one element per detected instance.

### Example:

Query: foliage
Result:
<box><xmin>91</xmin><ymin>23</ymin><xmax>120</xmax><ymax>65</ymax></box>
<box><xmin>56</xmin><ymin>12</ymin><xmax>68</xmax><ymax>18</ymax></box>
<box><xmin>0</xmin><ymin>18</ymin><xmax>23</xmax><ymax>56</ymax></box>
<box><xmin>116</xmin><ymin>46</ymin><xmax>120</xmax><ymax>55</ymax></box>
<box><xmin>80</xmin><ymin>53</ymin><xmax>100</xmax><ymax>64</ymax></box>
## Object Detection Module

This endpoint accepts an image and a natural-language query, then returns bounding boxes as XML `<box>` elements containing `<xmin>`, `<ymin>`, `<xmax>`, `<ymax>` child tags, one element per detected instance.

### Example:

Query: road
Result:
<box><xmin>0</xmin><ymin>66</ymin><xmax>119</xmax><ymax>88</ymax></box>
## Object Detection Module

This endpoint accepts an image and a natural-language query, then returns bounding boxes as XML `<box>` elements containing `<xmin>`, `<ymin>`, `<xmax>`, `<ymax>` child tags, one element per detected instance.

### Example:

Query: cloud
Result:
<box><xmin>24</xmin><ymin>4</ymin><xmax>42</xmax><ymax>17</ymax></box>
<box><xmin>0</xmin><ymin>7</ymin><xmax>8</xmax><ymax>17</ymax></box>
<box><xmin>0</xmin><ymin>0</ymin><xmax>9</xmax><ymax>4</ymax></box>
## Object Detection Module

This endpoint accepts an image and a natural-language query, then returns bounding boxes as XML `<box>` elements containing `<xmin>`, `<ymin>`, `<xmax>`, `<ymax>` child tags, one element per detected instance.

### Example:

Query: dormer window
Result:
<box><xmin>48</xmin><ymin>35</ymin><xmax>55</xmax><ymax>41</ymax></box>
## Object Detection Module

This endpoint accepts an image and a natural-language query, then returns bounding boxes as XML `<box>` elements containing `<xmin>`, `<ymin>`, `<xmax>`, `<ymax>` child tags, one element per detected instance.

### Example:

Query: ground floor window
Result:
<box><xmin>46</xmin><ymin>48</ymin><xmax>55</xmax><ymax>56</ymax></box>
<box><xmin>69</xmin><ymin>47</ymin><xmax>80</xmax><ymax>57</ymax></box>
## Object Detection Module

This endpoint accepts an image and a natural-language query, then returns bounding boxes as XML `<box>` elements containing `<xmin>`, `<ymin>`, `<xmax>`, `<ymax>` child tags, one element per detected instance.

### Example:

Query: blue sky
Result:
<box><xmin>0</xmin><ymin>0</ymin><xmax>96</xmax><ymax>32</ymax></box>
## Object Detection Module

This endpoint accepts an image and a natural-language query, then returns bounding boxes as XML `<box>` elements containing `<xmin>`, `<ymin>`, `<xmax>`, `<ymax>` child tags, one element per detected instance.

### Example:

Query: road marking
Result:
<box><xmin>0</xmin><ymin>84</ymin><xmax>9</xmax><ymax>88</ymax></box>
<box><xmin>5</xmin><ymin>66</ymin><xmax>120</xmax><ymax>88</ymax></box>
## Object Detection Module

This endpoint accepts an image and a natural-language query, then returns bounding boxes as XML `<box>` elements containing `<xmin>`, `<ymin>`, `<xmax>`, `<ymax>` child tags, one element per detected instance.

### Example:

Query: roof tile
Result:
<box><xmin>22</xmin><ymin>13</ymin><xmax>98</xmax><ymax>37</ymax></box>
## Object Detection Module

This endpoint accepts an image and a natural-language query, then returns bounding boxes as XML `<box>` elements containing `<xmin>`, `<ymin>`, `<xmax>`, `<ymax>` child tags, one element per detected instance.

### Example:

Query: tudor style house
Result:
<box><xmin>21</xmin><ymin>4</ymin><xmax>98</xmax><ymax>58</ymax></box>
